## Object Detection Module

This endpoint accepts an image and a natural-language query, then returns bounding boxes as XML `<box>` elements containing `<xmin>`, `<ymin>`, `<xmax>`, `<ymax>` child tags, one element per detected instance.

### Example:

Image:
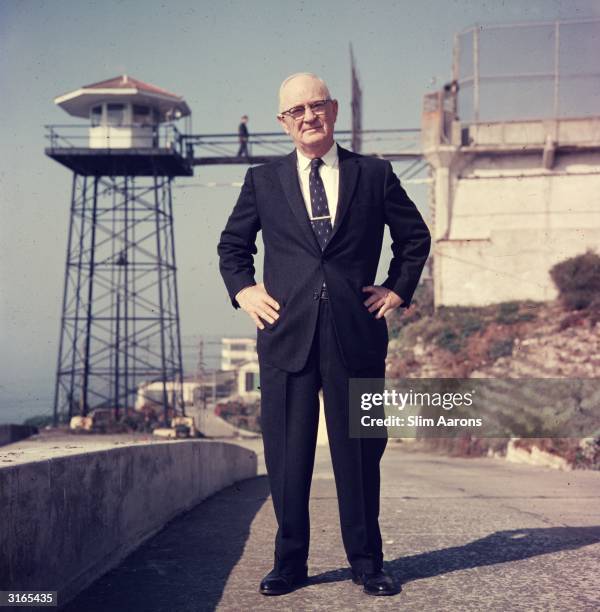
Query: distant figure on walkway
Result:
<box><xmin>237</xmin><ymin>115</ymin><xmax>249</xmax><ymax>158</ymax></box>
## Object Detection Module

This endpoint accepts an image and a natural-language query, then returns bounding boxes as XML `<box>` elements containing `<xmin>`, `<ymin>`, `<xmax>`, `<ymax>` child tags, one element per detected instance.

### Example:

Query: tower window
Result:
<box><xmin>106</xmin><ymin>103</ymin><xmax>125</xmax><ymax>126</ymax></box>
<box><xmin>133</xmin><ymin>105</ymin><xmax>152</xmax><ymax>126</ymax></box>
<box><xmin>90</xmin><ymin>105</ymin><xmax>102</xmax><ymax>127</ymax></box>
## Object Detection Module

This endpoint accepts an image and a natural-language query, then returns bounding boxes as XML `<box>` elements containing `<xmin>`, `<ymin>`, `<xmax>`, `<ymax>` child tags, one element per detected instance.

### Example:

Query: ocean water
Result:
<box><xmin>0</xmin><ymin>334</ymin><xmax>238</xmax><ymax>425</ymax></box>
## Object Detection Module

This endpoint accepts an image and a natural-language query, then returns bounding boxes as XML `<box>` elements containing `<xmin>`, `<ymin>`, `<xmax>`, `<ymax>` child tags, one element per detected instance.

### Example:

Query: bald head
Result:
<box><xmin>278</xmin><ymin>72</ymin><xmax>331</xmax><ymax>113</ymax></box>
<box><xmin>276</xmin><ymin>71</ymin><xmax>338</xmax><ymax>158</ymax></box>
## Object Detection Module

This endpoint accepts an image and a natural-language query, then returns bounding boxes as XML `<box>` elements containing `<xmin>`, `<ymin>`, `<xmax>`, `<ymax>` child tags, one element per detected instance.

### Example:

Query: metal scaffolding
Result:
<box><xmin>52</xmin><ymin>172</ymin><xmax>185</xmax><ymax>425</ymax></box>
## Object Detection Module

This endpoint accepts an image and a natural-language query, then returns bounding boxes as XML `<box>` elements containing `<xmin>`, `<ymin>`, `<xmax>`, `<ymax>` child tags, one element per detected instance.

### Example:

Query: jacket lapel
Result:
<box><xmin>275</xmin><ymin>144</ymin><xmax>361</xmax><ymax>253</ymax></box>
<box><xmin>276</xmin><ymin>150</ymin><xmax>322</xmax><ymax>253</ymax></box>
<box><xmin>328</xmin><ymin>144</ymin><xmax>360</xmax><ymax>248</ymax></box>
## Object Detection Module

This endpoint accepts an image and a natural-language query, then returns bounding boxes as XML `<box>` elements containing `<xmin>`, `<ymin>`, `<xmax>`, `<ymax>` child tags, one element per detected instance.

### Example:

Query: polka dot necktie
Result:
<box><xmin>309</xmin><ymin>158</ymin><xmax>332</xmax><ymax>250</ymax></box>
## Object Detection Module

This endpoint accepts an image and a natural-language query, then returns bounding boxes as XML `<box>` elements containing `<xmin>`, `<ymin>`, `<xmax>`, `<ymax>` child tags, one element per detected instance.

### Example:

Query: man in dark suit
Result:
<box><xmin>218</xmin><ymin>73</ymin><xmax>430</xmax><ymax>596</ymax></box>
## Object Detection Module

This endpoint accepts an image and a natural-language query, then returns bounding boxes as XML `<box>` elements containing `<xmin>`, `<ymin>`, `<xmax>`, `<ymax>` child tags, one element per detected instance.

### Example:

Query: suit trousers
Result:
<box><xmin>258</xmin><ymin>297</ymin><xmax>388</xmax><ymax>576</ymax></box>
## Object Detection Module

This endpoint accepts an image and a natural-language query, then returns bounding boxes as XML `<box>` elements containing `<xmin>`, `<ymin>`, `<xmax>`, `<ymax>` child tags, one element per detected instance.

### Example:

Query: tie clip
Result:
<box><xmin>311</xmin><ymin>215</ymin><xmax>331</xmax><ymax>220</ymax></box>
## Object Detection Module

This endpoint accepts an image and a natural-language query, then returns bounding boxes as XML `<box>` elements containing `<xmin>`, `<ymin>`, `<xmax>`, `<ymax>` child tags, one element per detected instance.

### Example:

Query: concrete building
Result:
<box><xmin>422</xmin><ymin>19</ymin><xmax>600</xmax><ymax>307</ymax></box>
<box><xmin>423</xmin><ymin>105</ymin><xmax>600</xmax><ymax>306</ymax></box>
<box><xmin>220</xmin><ymin>338</ymin><xmax>257</xmax><ymax>371</ymax></box>
<box><xmin>134</xmin><ymin>379</ymin><xmax>198</xmax><ymax>411</ymax></box>
<box><xmin>237</xmin><ymin>361</ymin><xmax>260</xmax><ymax>400</ymax></box>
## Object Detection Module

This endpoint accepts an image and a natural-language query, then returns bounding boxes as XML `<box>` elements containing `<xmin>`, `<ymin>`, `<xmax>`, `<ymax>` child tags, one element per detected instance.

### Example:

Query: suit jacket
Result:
<box><xmin>217</xmin><ymin>144</ymin><xmax>431</xmax><ymax>373</ymax></box>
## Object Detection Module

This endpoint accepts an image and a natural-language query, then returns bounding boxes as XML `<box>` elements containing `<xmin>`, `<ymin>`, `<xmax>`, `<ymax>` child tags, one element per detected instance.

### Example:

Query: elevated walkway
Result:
<box><xmin>45</xmin><ymin>126</ymin><xmax>423</xmax><ymax>176</ymax></box>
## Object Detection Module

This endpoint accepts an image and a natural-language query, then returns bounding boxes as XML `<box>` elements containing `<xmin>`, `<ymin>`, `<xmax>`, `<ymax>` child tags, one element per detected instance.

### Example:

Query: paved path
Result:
<box><xmin>62</xmin><ymin>442</ymin><xmax>600</xmax><ymax>611</ymax></box>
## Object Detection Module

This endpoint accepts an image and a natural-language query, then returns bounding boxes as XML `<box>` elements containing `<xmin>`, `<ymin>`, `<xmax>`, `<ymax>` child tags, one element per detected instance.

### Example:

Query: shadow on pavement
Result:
<box><xmin>60</xmin><ymin>476</ymin><xmax>270</xmax><ymax>612</ymax></box>
<box><xmin>309</xmin><ymin>526</ymin><xmax>600</xmax><ymax>587</ymax></box>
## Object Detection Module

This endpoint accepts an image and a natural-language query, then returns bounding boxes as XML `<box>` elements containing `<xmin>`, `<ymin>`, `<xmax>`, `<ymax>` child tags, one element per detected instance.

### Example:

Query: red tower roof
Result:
<box><xmin>54</xmin><ymin>74</ymin><xmax>191</xmax><ymax>121</ymax></box>
<box><xmin>81</xmin><ymin>75</ymin><xmax>183</xmax><ymax>100</ymax></box>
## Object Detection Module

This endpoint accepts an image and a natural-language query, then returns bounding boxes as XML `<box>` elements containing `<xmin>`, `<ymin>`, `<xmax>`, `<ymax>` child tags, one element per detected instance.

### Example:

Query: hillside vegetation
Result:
<box><xmin>385</xmin><ymin>251</ymin><xmax>600</xmax><ymax>469</ymax></box>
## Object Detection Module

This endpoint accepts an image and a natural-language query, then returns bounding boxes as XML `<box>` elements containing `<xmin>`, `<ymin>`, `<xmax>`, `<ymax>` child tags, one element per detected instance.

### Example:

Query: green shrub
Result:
<box><xmin>496</xmin><ymin>301</ymin><xmax>520</xmax><ymax>324</ymax></box>
<box><xmin>488</xmin><ymin>338</ymin><xmax>514</xmax><ymax>360</ymax></box>
<box><xmin>550</xmin><ymin>250</ymin><xmax>600</xmax><ymax>311</ymax></box>
<box><xmin>517</xmin><ymin>312</ymin><xmax>537</xmax><ymax>322</ymax></box>
<box><xmin>436</xmin><ymin>327</ymin><xmax>462</xmax><ymax>353</ymax></box>
<box><xmin>460</xmin><ymin>315</ymin><xmax>483</xmax><ymax>338</ymax></box>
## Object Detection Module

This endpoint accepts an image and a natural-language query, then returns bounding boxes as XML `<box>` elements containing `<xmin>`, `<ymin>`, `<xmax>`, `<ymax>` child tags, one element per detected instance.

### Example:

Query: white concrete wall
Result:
<box><xmin>435</xmin><ymin>151</ymin><xmax>600</xmax><ymax>306</ymax></box>
<box><xmin>0</xmin><ymin>440</ymin><xmax>257</xmax><ymax>608</ymax></box>
<box><xmin>468</xmin><ymin>117</ymin><xmax>600</xmax><ymax>147</ymax></box>
<box><xmin>135</xmin><ymin>380</ymin><xmax>199</xmax><ymax>410</ymax></box>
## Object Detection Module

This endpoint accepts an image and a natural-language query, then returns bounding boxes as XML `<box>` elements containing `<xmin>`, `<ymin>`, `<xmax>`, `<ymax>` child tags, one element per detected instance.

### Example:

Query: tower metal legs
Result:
<box><xmin>53</xmin><ymin>173</ymin><xmax>185</xmax><ymax>426</ymax></box>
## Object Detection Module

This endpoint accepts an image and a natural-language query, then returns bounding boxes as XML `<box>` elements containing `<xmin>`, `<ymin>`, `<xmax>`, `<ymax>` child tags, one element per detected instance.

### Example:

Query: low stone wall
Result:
<box><xmin>0</xmin><ymin>424</ymin><xmax>38</xmax><ymax>447</ymax></box>
<box><xmin>0</xmin><ymin>440</ymin><xmax>257</xmax><ymax>608</ymax></box>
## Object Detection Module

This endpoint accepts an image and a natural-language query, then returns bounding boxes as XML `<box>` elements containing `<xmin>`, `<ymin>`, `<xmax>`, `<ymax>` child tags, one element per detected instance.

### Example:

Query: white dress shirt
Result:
<box><xmin>296</xmin><ymin>141</ymin><xmax>339</xmax><ymax>226</ymax></box>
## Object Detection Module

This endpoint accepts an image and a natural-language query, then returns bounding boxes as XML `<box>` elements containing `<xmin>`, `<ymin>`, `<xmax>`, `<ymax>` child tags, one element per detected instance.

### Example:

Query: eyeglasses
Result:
<box><xmin>279</xmin><ymin>99</ymin><xmax>332</xmax><ymax>121</ymax></box>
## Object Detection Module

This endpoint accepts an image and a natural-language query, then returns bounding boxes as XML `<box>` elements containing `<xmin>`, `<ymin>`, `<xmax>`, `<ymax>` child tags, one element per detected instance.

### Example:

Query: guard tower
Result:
<box><xmin>47</xmin><ymin>75</ymin><xmax>192</xmax><ymax>425</ymax></box>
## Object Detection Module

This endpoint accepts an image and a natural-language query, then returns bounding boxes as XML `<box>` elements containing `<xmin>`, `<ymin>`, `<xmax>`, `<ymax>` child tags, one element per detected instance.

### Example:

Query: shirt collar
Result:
<box><xmin>296</xmin><ymin>141</ymin><xmax>339</xmax><ymax>171</ymax></box>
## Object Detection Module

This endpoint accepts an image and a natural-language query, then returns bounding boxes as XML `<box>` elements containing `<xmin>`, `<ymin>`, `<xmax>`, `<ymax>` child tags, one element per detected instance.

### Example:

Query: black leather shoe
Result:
<box><xmin>351</xmin><ymin>568</ymin><xmax>400</xmax><ymax>596</ymax></box>
<box><xmin>259</xmin><ymin>566</ymin><xmax>309</xmax><ymax>595</ymax></box>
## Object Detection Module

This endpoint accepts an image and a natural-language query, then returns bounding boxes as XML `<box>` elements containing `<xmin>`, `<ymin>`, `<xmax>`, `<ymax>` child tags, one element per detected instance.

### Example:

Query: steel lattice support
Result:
<box><xmin>53</xmin><ymin>173</ymin><xmax>184</xmax><ymax>425</ymax></box>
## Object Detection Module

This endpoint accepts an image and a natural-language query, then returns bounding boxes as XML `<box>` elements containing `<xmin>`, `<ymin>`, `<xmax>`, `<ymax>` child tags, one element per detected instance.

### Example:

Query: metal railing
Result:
<box><xmin>44</xmin><ymin>123</ymin><xmax>188</xmax><ymax>157</ymax></box>
<box><xmin>453</xmin><ymin>17</ymin><xmax>600</xmax><ymax>122</ymax></box>
<box><xmin>181</xmin><ymin>128</ymin><xmax>421</xmax><ymax>160</ymax></box>
<box><xmin>44</xmin><ymin>125</ymin><xmax>422</xmax><ymax>162</ymax></box>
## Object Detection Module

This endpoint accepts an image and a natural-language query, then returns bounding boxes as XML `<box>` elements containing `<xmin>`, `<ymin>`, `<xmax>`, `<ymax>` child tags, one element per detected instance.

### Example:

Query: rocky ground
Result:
<box><xmin>384</xmin><ymin>298</ymin><xmax>600</xmax><ymax>469</ymax></box>
<box><xmin>386</xmin><ymin>300</ymin><xmax>600</xmax><ymax>380</ymax></box>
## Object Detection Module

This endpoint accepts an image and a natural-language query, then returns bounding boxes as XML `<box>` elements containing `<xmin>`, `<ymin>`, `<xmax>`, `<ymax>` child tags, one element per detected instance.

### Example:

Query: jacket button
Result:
<box><xmin>313</xmin><ymin>290</ymin><xmax>320</xmax><ymax>300</ymax></box>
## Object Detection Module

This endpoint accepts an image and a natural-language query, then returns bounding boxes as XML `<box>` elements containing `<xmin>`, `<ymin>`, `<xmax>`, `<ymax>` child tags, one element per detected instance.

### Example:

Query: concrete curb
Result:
<box><xmin>0</xmin><ymin>439</ymin><xmax>257</xmax><ymax>608</ymax></box>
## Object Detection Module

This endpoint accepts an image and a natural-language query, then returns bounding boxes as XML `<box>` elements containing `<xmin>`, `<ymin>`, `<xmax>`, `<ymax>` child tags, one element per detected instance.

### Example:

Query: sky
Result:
<box><xmin>1</xmin><ymin>0</ymin><xmax>598</xmax><ymax>424</ymax></box>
